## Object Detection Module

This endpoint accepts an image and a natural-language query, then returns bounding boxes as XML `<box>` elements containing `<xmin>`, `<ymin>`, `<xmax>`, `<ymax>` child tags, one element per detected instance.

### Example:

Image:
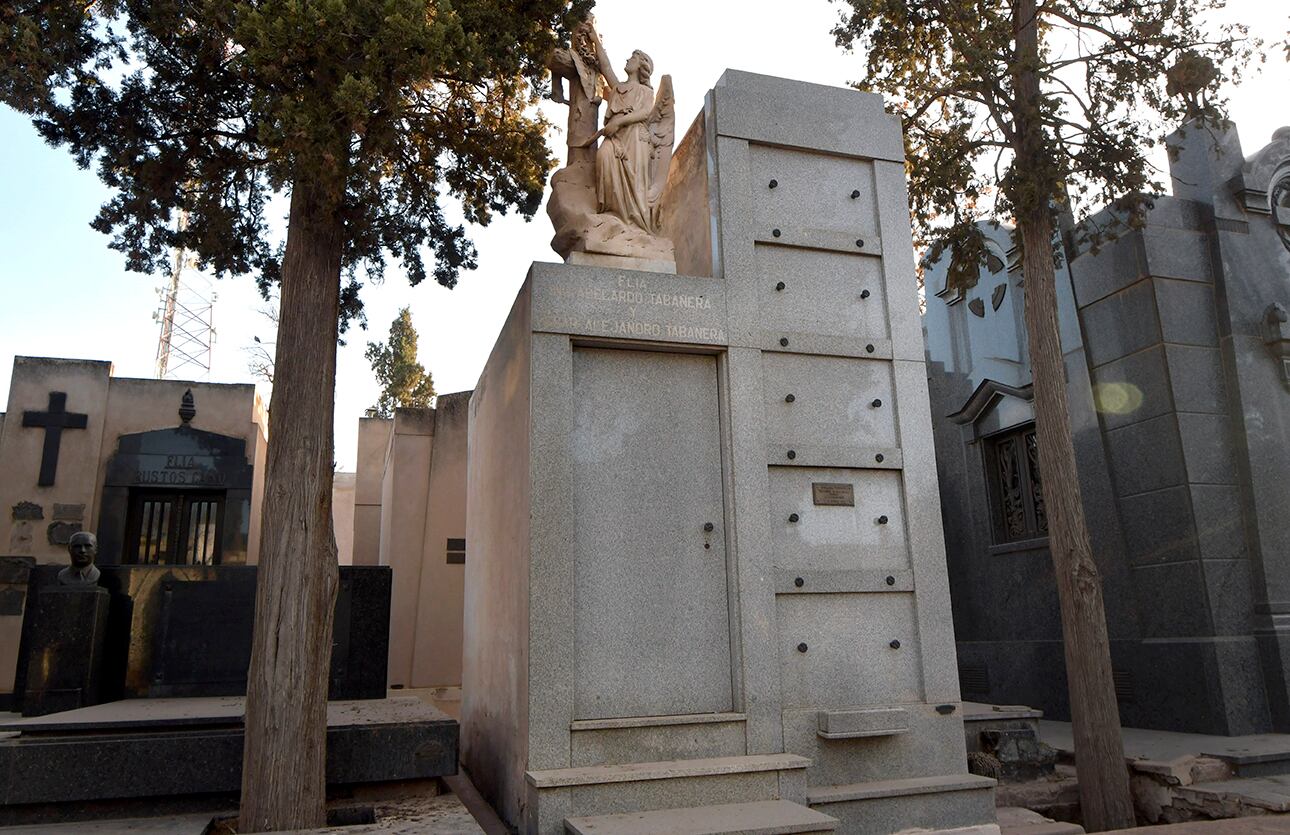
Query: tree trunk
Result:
<box><xmin>1010</xmin><ymin>2</ymin><xmax>1135</xmax><ymax>829</ymax></box>
<box><xmin>239</xmin><ymin>179</ymin><xmax>343</xmax><ymax>832</ymax></box>
<box><xmin>1018</xmin><ymin>208</ymin><xmax>1135</xmax><ymax>831</ymax></box>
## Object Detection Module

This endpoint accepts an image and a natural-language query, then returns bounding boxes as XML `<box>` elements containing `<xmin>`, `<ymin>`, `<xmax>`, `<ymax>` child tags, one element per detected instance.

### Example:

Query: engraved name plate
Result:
<box><xmin>812</xmin><ymin>482</ymin><xmax>855</xmax><ymax>507</ymax></box>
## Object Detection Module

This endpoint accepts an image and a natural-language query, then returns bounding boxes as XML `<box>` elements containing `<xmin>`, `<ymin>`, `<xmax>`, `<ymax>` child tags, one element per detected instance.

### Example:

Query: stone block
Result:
<box><xmin>570</xmin><ymin>716</ymin><xmax>747</xmax><ymax>768</ymax></box>
<box><xmin>817</xmin><ymin>708</ymin><xmax>909</xmax><ymax>739</ymax></box>
<box><xmin>21</xmin><ymin>587</ymin><xmax>110</xmax><ymax>716</ymax></box>
<box><xmin>1155</xmin><ymin>278</ymin><xmax>1218</xmax><ymax>347</ymax></box>
<box><xmin>768</xmin><ymin>467</ymin><xmax>908</xmax><ymax>572</ymax></box>
<box><xmin>1130</xmin><ymin>562</ymin><xmax>1211</xmax><ymax>638</ymax></box>
<box><xmin>1211</xmin><ymin>638</ymin><xmax>1273</xmax><ymax>736</ymax></box>
<box><xmin>1070</xmin><ymin>232</ymin><xmax>1145</xmax><ymax>308</ymax></box>
<box><xmin>1177</xmin><ymin>412</ymin><xmax>1239</xmax><ymax>485</ymax></box>
<box><xmin>1080</xmin><ymin>280</ymin><xmax>1159</xmax><ymax>367</ymax></box>
<box><xmin>1103</xmin><ymin>413</ymin><xmax>1186</xmax><ymax>496</ymax></box>
<box><xmin>1203</xmin><ymin>559</ymin><xmax>1256</xmax><ymax>636</ymax></box>
<box><xmin>0</xmin><ymin>697</ymin><xmax>458</xmax><ymax>809</ymax></box>
<box><xmin>564</xmin><ymin>800</ymin><xmax>839</xmax><ymax>835</ymax></box>
<box><xmin>1142</xmin><ymin>195</ymin><xmax>1209</xmax><ymax>231</ymax></box>
<box><xmin>763</xmin><ymin>354</ymin><xmax>897</xmax><ymax>451</ymax></box>
<box><xmin>777</xmin><ymin>593</ymin><xmax>921</xmax><ymax>709</ymax></box>
<box><xmin>1141</xmin><ymin>227</ymin><xmax>1214</xmax><ymax>283</ymax></box>
<box><xmin>712</xmin><ymin>70</ymin><xmax>905</xmax><ymax>162</ymax></box>
<box><xmin>950</xmin><ymin>544</ymin><xmax>1063</xmax><ymax>643</ymax></box>
<box><xmin>754</xmin><ymin>245</ymin><xmax>889</xmax><ymax>341</ymax></box>
<box><xmin>1115</xmin><ymin>485</ymin><xmax>1197</xmax><ymax>567</ymax></box>
<box><xmin>1165</xmin><ymin>345</ymin><xmax>1227</xmax><ymax>414</ymax></box>
<box><xmin>1191</xmin><ymin>484</ymin><xmax>1247</xmax><ymax>561</ymax></box>
<box><xmin>783</xmin><ymin>705</ymin><xmax>967</xmax><ymax>789</ymax></box>
<box><xmin>806</xmin><ymin>775</ymin><xmax>996</xmax><ymax>835</ymax></box>
<box><xmin>955</xmin><ymin>641</ymin><xmax>1071</xmax><ymax>722</ymax></box>
<box><xmin>1089</xmin><ymin>345</ymin><xmax>1173</xmax><ymax>431</ymax></box>
<box><xmin>750</xmin><ymin>144</ymin><xmax>878</xmax><ymax>236</ymax></box>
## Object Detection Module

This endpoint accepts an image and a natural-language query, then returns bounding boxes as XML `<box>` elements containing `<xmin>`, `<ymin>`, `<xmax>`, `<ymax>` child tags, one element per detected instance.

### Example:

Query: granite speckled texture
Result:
<box><xmin>464</xmin><ymin>70</ymin><xmax>988</xmax><ymax>834</ymax></box>
<box><xmin>924</xmin><ymin>119</ymin><xmax>1290</xmax><ymax>736</ymax></box>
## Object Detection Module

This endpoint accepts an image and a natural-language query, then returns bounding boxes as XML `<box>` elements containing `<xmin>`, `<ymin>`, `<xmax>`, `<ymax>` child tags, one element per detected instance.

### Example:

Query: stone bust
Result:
<box><xmin>57</xmin><ymin>531</ymin><xmax>101</xmax><ymax>588</ymax></box>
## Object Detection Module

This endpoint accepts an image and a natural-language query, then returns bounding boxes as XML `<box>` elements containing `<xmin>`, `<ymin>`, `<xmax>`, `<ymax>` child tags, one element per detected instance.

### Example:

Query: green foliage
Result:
<box><xmin>2</xmin><ymin>0</ymin><xmax>592</xmax><ymax>325</ymax></box>
<box><xmin>831</xmin><ymin>0</ymin><xmax>1260</xmax><ymax>296</ymax></box>
<box><xmin>365</xmin><ymin>306</ymin><xmax>435</xmax><ymax>418</ymax></box>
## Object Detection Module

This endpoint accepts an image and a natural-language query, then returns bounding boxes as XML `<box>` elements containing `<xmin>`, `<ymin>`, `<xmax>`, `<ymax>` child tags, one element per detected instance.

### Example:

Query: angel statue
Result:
<box><xmin>546</xmin><ymin>19</ymin><xmax>676</xmax><ymax>268</ymax></box>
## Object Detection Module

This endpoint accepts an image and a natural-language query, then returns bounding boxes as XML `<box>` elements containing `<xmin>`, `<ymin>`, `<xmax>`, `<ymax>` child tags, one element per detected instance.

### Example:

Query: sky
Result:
<box><xmin>1</xmin><ymin>0</ymin><xmax>1286</xmax><ymax>470</ymax></box>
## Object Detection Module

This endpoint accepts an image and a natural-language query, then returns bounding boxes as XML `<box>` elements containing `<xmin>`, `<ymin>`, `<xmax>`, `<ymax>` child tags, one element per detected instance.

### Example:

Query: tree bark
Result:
<box><xmin>239</xmin><ymin>179</ymin><xmax>343</xmax><ymax>832</ymax></box>
<box><xmin>1012</xmin><ymin>1</ymin><xmax>1135</xmax><ymax>831</ymax></box>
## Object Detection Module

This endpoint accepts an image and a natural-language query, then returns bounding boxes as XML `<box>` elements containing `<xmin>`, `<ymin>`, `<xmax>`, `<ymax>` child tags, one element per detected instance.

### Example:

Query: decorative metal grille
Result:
<box><xmin>126</xmin><ymin>491</ymin><xmax>224</xmax><ymax>565</ymax></box>
<box><xmin>959</xmin><ymin>663</ymin><xmax>990</xmax><ymax>696</ymax></box>
<box><xmin>985</xmin><ymin>423</ymin><xmax>1047</xmax><ymax>544</ymax></box>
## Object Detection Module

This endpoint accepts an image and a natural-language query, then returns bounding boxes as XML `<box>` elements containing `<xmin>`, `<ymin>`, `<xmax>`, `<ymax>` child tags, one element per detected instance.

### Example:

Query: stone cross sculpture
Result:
<box><xmin>546</xmin><ymin>18</ymin><xmax>676</xmax><ymax>268</ymax></box>
<box><xmin>58</xmin><ymin>531</ymin><xmax>101</xmax><ymax>588</ymax></box>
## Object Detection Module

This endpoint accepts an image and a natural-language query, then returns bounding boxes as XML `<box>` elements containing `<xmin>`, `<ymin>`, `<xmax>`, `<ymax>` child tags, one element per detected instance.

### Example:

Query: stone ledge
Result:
<box><xmin>806</xmin><ymin>773</ymin><xmax>996</xmax><ymax>805</ymax></box>
<box><xmin>527</xmin><ymin>753</ymin><xmax>811</xmax><ymax>789</ymax></box>
<box><xmin>0</xmin><ymin>698</ymin><xmax>457</xmax><ymax>809</ymax></box>
<box><xmin>570</xmin><ymin>712</ymin><xmax>747</xmax><ymax>732</ymax></box>
<box><xmin>564</xmin><ymin>799</ymin><xmax>837</xmax><ymax>835</ymax></box>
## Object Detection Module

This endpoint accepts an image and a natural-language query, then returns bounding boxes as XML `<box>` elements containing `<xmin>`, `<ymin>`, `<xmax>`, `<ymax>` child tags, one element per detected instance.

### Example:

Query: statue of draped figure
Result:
<box><xmin>546</xmin><ymin>19</ymin><xmax>676</xmax><ymax>269</ymax></box>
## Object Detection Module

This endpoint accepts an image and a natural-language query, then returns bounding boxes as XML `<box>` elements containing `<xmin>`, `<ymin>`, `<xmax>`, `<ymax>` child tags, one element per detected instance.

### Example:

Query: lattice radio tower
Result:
<box><xmin>154</xmin><ymin>212</ymin><xmax>217</xmax><ymax>380</ymax></box>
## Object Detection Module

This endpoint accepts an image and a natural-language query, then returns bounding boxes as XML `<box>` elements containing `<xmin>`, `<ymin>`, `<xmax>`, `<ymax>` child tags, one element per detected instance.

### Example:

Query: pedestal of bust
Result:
<box><xmin>21</xmin><ymin>587</ymin><xmax>110</xmax><ymax>717</ymax></box>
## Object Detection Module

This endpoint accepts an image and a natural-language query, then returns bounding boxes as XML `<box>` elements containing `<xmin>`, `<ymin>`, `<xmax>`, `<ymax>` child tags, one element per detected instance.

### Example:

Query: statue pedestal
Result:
<box><xmin>567</xmin><ymin>250</ymin><xmax>676</xmax><ymax>274</ymax></box>
<box><xmin>21</xmin><ymin>587</ymin><xmax>109</xmax><ymax>716</ymax></box>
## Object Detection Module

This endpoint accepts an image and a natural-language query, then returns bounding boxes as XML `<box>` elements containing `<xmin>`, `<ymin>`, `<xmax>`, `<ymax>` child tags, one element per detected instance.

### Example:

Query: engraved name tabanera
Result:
<box><xmin>551</xmin><ymin>275</ymin><xmax>713</xmax><ymax>310</ymax></box>
<box><xmin>543</xmin><ymin>315</ymin><xmax>726</xmax><ymax>342</ymax></box>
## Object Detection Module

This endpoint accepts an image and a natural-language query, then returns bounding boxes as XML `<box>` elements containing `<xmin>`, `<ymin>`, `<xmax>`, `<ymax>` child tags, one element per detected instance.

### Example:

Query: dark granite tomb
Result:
<box><xmin>21</xmin><ymin>587</ymin><xmax>110</xmax><ymax>717</ymax></box>
<box><xmin>0</xmin><ymin>697</ymin><xmax>457</xmax><ymax>820</ymax></box>
<box><xmin>924</xmin><ymin>121</ymin><xmax>1290</xmax><ymax>734</ymax></box>
<box><xmin>14</xmin><ymin>564</ymin><xmax>390</xmax><ymax>710</ymax></box>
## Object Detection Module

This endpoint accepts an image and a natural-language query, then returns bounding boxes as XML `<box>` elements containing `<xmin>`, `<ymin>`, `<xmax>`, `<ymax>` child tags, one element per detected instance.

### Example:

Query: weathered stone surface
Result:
<box><xmin>923</xmin><ymin>117</ymin><xmax>1290</xmax><ymax>736</ymax></box>
<box><xmin>466</xmin><ymin>69</ymin><xmax>983</xmax><ymax>835</ymax></box>
<box><xmin>564</xmin><ymin>799</ymin><xmax>838</xmax><ymax>835</ymax></box>
<box><xmin>0</xmin><ymin>697</ymin><xmax>457</xmax><ymax>812</ymax></box>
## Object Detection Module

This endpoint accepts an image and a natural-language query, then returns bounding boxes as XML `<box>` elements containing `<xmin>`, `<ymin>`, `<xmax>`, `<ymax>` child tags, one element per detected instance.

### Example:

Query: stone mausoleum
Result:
<box><xmin>0</xmin><ymin>357</ymin><xmax>268</xmax><ymax>706</ymax></box>
<box><xmin>348</xmin><ymin>392</ymin><xmax>471</xmax><ymax>692</ymax></box>
<box><xmin>0</xmin><ymin>357</ymin><xmax>459</xmax><ymax>813</ymax></box>
<box><xmin>925</xmin><ymin>121</ymin><xmax>1290</xmax><ymax>736</ymax></box>
<box><xmin>462</xmin><ymin>69</ymin><xmax>994</xmax><ymax>834</ymax></box>
<box><xmin>0</xmin><ymin>353</ymin><xmax>476</xmax><ymax>710</ymax></box>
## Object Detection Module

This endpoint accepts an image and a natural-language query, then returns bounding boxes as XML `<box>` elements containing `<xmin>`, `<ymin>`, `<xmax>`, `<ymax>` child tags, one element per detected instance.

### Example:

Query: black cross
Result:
<box><xmin>22</xmin><ymin>392</ymin><xmax>88</xmax><ymax>487</ymax></box>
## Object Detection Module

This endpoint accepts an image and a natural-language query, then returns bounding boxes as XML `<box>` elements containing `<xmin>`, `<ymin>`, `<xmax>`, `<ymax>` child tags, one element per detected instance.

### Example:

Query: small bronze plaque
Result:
<box><xmin>812</xmin><ymin>482</ymin><xmax>855</xmax><ymax>507</ymax></box>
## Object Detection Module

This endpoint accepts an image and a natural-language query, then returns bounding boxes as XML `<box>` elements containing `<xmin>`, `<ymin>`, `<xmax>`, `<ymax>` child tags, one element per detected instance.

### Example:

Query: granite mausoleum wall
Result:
<box><xmin>924</xmin><ymin>121</ymin><xmax>1290</xmax><ymax>735</ymax></box>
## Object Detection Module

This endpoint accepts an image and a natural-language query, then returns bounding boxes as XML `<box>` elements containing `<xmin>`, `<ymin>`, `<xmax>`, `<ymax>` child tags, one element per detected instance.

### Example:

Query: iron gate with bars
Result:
<box><xmin>124</xmin><ymin>489</ymin><xmax>225</xmax><ymax>565</ymax></box>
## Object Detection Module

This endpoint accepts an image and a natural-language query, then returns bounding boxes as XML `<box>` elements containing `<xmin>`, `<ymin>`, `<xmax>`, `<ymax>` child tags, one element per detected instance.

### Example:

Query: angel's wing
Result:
<box><xmin>646</xmin><ymin>74</ymin><xmax>675</xmax><ymax>208</ymax></box>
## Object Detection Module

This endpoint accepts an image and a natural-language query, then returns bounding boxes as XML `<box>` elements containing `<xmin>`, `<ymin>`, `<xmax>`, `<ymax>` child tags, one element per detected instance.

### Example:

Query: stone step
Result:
<box><xmin>997</xmin><ymin>806</ymin><xmax>1085</xmax><ymax>835</ymax></box>
<box><xmin>564</xmin><ymin>799</ymin><xmax>838</xmax><ymax>835</ymax></box>
<box><xmin>1203</xmin><ymin>749</ymin><xmax>1290</xmax><ymax>778</ymax></box>
<box><xmin>527</xmin><ymin>753</ymin><xmax>810</xmax><ymax>788</ymax></box>
<box><xmin>1003</xmin><ymin>825</ymin><xmax>1085</xmax><ymax>835</ymax></box>
<box><xmin>805</xmin><ymin>773</ymin><xmax>997</xmax><ymax>835</ymax></box>
<box><xmin>806</xmin><ymin>773</ymin><xmax>996</xmax><ymax>804</ymax></box>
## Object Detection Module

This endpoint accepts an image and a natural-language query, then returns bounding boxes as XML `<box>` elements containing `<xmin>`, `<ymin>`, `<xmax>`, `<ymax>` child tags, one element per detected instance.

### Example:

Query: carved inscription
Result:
<box><xmin>812</xmin><ymin>482</ymin><xmax>855</xmax><ymax>507</ymax></box>
<box><xmin>133</xmin><ymin>454</ymin><xmax>226</xmax><ymax>486</ymax></box>
<box><xmin>545</xmin><ymin>275</ymin><xmax>726</xmax><ymax>343</ymax></box>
